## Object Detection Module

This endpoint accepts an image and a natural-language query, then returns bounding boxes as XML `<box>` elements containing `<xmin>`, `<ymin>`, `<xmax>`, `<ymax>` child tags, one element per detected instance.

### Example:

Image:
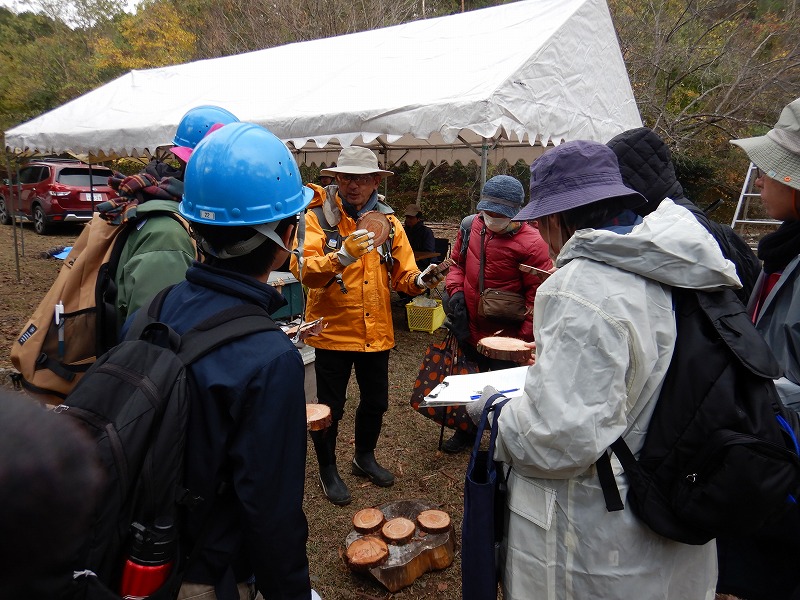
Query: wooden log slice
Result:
<box><xmin>477</xmin><ymin>336</ymin><xmax>534</xmax><ymax>363</ymax></box>
<box><xmin>420</xmin><ymin>257</ymin><xmax>455</xmax><ymax>284</ymax></box>
<box><xmin>284</xmin><ymin>318</ymin><xmax>325</xmax><ymax>341</ymax></box>
<box><xmin>353</xmin><ymin>507</ymin><xmax>386</xmax><ymax>534</ymax></box>
<box><xmin>416</xmin><ymin>509</ymin><xmax>451</xmax><ymax>534</ymax></box>
<box><xmin>381</xmin><ymin>517</ymin><xmax>416</xmax><ymax>545</ymax></box>
<box><xmin>356</xmin><ymin>211</ymin><xmax>391</xmax><ymax>245</ymax></box>
<box><xmin>346</xmin><ymin>536</ymin><xmax>389</xmax><ymax>571</ymax></box>
<box><xmin>306</xmin><ymin>403</ymin><xmax>332</xmax><ymax>431</ymax></box>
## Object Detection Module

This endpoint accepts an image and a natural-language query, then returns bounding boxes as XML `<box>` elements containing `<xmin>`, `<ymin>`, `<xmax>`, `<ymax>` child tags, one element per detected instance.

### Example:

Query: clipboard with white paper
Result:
<box><xmin>419</xmin><ymin>365</ymin><xmax>528</xmax><ymax>407</ymax></box>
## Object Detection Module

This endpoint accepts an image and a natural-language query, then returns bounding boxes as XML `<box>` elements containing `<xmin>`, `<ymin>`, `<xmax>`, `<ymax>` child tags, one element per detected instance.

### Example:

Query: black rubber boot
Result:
<box><xmin>318</xmin><ymin>464</ymin><xmax>352</xmax><ymax>506</ymax></box>
<box><xmin>442</xmin><ymin>429</ymin><xmax>476</xmax><ymax>454</ymax></box>
<box><xmin>352</xmin><ymin>450</ymin><xmax>395</xmax><ymax>487</ymax></box>
<box><xmin>310</xmin><ymin>424</ymin><xmax>351</xmax><ymax>506</ymax></box>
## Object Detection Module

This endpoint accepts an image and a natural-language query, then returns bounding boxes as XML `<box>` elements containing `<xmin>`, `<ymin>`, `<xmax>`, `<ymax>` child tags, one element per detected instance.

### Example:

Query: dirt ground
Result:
<box><xmin>0</xmin><ymin>220</ymin><xmax>471</xmax><ymax>600</ymax></box>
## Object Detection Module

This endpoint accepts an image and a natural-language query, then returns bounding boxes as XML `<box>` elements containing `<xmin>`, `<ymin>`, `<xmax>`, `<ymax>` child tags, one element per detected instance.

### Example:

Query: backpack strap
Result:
<box><xmin>596</xmin><ymin>439</ymin><xmax>634</xmax><ymax>512</ymax></box>
<box><xmin>125</xmin><ymin>285</ymin><xmax>177</xmax><ymax>342</ymax></box>
<box><xmin>178</xmin><ymin>304</ymin><xmax>278</xmax><ymax>366</ymax></box>
<box><xmin>96</xmin><ymin>220</ymin><xmax>138</xmax><ymax>354</ymax></box>
<box><xmin>127</xmin><ymin>287</ymin><xmax>279</xmax><ymax>365</ymax></box>
<box><xmin>458</xmin><ymin>214</ymin><xmax>476</xmax><ymax>265</ymax></box>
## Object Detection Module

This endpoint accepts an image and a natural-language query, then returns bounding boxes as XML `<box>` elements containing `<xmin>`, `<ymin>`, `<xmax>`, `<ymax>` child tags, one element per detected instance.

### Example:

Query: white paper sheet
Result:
<box><xmin>419</xmin><ymin>366</ymin><xmax>528</xmax><ymax>407</ymax></box>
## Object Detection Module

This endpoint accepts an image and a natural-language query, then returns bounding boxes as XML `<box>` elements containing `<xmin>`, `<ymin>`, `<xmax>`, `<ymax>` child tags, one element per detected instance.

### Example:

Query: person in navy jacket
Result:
<box><xmin>123</xmin><ymin>123</ymin><xmax>315</xmax><ymax>600</ymax></box>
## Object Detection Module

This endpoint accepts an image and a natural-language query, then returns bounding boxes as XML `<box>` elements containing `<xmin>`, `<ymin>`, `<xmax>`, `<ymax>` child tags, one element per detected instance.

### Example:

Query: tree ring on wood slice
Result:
<box><xmin>306</xmin><ymin>404</ymin><xmax>332</xmax><ymax>431</ymax></box>
<box><xmin>346</xmin><ymin>536</ymin><xmax>389</xmax><ymax>570</ymax></box>
<box><xmin>381</xmin><ymin>517</ymin><xmax>416</xmax><ymax>545</ymax></box>
<box><xmin>356</xmin><ymin>211</ymin><xmax>391</xmax><ymax>245</ymax></box>
<box><xmin>416</xmin><ymin>509</ymin><xmax>451</xmax><ymax>534</ymax></box>
<box><xmin>352</xmin><ymin>507</ymin><xmax>386</xmax><ymax>534</ymax></box>
<box><xmin>477</xmin><ymin>336</ymin><xmax>533</xmax><ymax>363</ymax></box>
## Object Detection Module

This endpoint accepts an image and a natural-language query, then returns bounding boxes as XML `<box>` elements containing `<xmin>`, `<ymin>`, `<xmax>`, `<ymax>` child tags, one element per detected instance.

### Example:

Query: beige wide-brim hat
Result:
<box><xmin>320</xmin><ymin>146</ymin><xmax>393</xmax><ymax>177</ymax></box>
<box><xmin>404</xmin><ymin>203</ymin><xmax>422</xmax><ymax>216</ymax></box>
<box><xmin>731</xmin><ymin>97</ymin><xmax>800</xmax><ymax>192</ymax></box>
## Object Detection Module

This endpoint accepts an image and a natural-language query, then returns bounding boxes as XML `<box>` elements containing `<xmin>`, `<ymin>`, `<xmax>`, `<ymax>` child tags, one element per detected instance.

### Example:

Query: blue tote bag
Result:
<box><xmin>462</xmin><ymin>393</ymin><xmax>511</xmax><ymax>600</ymax></box>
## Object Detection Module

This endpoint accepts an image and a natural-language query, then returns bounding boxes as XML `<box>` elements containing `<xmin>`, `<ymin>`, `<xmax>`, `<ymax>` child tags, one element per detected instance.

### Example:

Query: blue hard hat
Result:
<box><xmin>180</xmin><ymin>122</ymin><xmax>313</xmax><ymax>240</ymax></box>
<box><xmin>172</xmin><ymin>105</ymin><xmax>239</xmax><ymax>150</ymax></box>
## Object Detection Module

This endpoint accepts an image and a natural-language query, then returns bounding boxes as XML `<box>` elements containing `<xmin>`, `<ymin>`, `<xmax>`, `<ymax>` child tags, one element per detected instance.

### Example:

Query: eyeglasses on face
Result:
<box><xmin>755</xmin><ymin>167</ymin><xmax>778</xmax><ymax>180</ymax></box>
<box><xmin>337</xmin><ymin>173</ymin><xmax>377</xmax><ymax>184</ymax></box>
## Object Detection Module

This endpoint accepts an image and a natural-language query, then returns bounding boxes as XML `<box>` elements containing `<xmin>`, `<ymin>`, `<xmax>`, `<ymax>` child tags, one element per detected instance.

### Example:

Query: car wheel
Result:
<box><xmin>0</xmin><ymin>197</ymin><xmax>10</xmax><ymax>226</ymax></box>
<box><xmin>33</xmin><ymin>204</ymin><xmax>49</xmax><ymax>235</ymax></box>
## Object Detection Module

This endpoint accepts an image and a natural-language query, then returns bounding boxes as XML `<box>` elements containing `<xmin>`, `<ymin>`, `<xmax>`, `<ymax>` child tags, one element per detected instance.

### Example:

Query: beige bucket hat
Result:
<box><xmin>320</xmin><ymin>147</ymin><xmax>393</xmax><ymax>177</ymax></box>
<box><xmin>731</xmin><ymin>97</ymin><xmax>800</xmax><ymax>191</ymax></box>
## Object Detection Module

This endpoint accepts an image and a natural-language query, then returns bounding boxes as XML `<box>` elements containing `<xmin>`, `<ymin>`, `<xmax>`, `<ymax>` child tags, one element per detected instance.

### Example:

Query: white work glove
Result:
<box><xmin>337</xmin><ymin>229</ymin><xmax>375</xmax><ymax>266</ymax></box>
<box><xmin>311</xmin><ymin>590</ymin><xmax>322</xmax><ymax>600</ymax></box>
<box><xmin>415</xmin><ymin>263</ymin><xmax>445</xmax><ymax>289</ymax></box>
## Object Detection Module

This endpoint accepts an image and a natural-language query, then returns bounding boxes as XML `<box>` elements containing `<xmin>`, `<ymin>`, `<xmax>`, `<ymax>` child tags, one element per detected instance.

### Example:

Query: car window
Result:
<box><xmin>57</xmin><ymin>167</ymin><xmax>113</xmax><ymax>187</ymax></box>
<box><xmin>18</xmin><ymin>167</ymin><xmax>44</xmax><ymax>184</ymax></box>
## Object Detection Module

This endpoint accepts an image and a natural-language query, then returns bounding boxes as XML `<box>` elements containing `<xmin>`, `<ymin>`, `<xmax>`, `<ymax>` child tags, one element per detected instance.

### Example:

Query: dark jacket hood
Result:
<box><xmin>607</xmin><ymin>127</ymin><xmax>685</xmax><ymax>215</ymax></box>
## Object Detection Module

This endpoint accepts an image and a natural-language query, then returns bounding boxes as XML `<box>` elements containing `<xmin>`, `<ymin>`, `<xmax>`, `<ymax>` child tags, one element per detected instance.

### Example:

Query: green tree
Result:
<box><xmin>92</xmin><ymin>0</ymin><xmax>196</xmax><ymax>73</ymax></box>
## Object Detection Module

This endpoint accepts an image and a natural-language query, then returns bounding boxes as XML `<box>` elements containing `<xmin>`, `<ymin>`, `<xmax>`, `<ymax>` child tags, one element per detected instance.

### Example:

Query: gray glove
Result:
<box><xmin>467</xmin><ymin>385</ymin><xmax>501</xmax><ymax>426</ymax></box>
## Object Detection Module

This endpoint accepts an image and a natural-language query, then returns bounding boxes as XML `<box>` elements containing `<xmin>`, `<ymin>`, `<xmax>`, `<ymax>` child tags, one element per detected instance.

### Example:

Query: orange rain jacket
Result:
<box><xmin>291</xmin><ymin>184</ymin><xmax>423</xmax><ymax>352</ymax></box>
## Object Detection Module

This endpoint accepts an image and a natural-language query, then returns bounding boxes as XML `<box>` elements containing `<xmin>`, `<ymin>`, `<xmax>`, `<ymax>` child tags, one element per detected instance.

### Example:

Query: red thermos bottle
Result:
<box><xmin>119</xmin><ymin>517</ymin><xmax>176</xmax><ymax>600</ymax></box>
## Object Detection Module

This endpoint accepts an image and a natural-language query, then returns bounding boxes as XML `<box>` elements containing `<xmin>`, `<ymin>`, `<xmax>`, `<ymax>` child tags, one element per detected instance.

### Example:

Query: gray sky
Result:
<box><xmin>0</xmin><ymin>0</ymin><xmax>141</xmax><ymax>13</ymax></box>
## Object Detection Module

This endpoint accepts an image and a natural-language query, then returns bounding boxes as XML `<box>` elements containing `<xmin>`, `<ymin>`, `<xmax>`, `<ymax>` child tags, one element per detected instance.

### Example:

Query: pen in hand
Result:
<box><xmin>469</xmin><ymin>388</ymin><xmax>519</xmax><ymax>400</ymax></box>
<box><xmin>55</xmin><ymin>301</ymin><xmax>65</xmax><ymax>358</ymax></box>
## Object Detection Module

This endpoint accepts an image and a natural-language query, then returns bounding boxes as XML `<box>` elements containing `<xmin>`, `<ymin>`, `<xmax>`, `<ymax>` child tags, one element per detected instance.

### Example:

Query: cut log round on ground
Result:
<box><xmin>346</xmin><ymin>536</ymin><xmax>389</xmax><ymax>570</ymax></box>
<box><xmin>416</xmin><ymin>509</ymin><xmax>451</xmax><ymax>534</ymax></box>
<box><xmin>477</xmin><ymin>336</ymin><xmax>534</xmax><ymax>363</ymax></box>
<box><xmin>356</xmin><ymin>211</ymin><xmax>391</xmax><ymax>245</ymax></box>
<box><xmin>381</xmin><ymin>517</ymin><xmax>416</xmax><ymax>545</ymax></box>
<box><xmin>353</xmin><ymin>507</ymin><xmax>386</xmax><ymax>534</ymax></box>
<box><xmin>306</xmin><ymin>403</ymin><xmax>332</xmax><ymax>431</ymax></box>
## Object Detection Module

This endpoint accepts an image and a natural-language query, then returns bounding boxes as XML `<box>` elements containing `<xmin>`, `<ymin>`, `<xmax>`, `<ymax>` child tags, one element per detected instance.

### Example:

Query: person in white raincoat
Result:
<box><xmin>491</xmin><ymin>140</ymin><xmax>741</xmax><ymax>600</ymax></box>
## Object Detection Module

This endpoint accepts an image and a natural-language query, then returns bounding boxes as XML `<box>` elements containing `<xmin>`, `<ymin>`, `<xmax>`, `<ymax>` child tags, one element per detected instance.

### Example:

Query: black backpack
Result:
<box><xmin>56</xmin><ymin>287</ymin><xmax>277</xmax><ymax>599</ymax></box>
<box><xmin>597</xmin><ymin>287</ymin><xmax>800</xmax><ymax>545</ymax></box>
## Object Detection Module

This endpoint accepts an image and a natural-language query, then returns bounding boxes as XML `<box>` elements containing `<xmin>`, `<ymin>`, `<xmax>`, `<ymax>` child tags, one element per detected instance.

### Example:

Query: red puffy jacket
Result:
<box><xmin>445</xmin><ymin>214</ymin><xmax>552</xmax><ymax>345</ymax></box>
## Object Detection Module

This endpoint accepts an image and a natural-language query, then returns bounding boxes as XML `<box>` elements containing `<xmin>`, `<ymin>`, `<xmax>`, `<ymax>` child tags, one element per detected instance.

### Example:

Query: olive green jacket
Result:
<box><xmin>114</xmin><ymin>200</ymin><xmax>195</xmax><ymax>326</ymax></box>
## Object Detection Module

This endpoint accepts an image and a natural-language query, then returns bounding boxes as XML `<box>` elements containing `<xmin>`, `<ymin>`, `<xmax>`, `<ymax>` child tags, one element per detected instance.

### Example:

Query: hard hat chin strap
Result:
<box><xmin>198</xmin><ymin>232</ymin><xmax>264</xmax><ymax>259</ymax></box>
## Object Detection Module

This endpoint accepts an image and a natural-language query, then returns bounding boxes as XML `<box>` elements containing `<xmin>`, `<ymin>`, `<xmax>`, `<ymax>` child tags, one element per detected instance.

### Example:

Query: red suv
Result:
<box><xmin>0</xmin><ymin>159</ymin><xmax>114</xmax><ymax>234</ymax></box>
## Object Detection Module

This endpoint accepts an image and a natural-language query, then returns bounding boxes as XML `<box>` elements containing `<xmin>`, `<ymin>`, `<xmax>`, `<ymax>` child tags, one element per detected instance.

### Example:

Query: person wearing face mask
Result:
<box><xmin>442</xmin><ymin>174</ymin><xmax>552</xmax><ymax>453</ymax></box>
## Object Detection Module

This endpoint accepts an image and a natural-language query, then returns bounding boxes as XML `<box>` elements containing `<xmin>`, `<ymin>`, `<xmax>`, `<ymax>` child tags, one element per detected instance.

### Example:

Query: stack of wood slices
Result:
<box><xmin>344</xmin><ymin>499</ymin><xmax>455</xmax><ymax>592</ymax></box>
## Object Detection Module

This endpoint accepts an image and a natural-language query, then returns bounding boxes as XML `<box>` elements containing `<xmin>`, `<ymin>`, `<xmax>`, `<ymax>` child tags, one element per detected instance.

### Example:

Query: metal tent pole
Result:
<box><xmin>4</xmin><ymin>153</ymin><xmax>21</xmax><ymax>282</ymax></box>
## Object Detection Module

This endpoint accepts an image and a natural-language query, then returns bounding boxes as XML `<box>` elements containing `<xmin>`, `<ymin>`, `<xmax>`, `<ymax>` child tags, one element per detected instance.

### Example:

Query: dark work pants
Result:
<box><xmin>313</xmin><ymin>348</ymin><xmax>390</xmax><ymax>455</ymax></box>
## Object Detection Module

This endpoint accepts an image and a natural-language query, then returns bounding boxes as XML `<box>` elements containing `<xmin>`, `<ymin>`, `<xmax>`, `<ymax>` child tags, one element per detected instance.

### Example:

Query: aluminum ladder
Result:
<box><xmin>730</xmin><ymin>162</ymin><xmax>781</xmax><ymax>233</ymax></box>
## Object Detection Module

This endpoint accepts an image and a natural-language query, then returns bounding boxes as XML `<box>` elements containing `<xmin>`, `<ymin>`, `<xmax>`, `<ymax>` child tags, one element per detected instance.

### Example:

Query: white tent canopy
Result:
<box><xmin>3</xmin><ymin>0</ymin><xmax>641</xmax><ymax>166</ymax></box>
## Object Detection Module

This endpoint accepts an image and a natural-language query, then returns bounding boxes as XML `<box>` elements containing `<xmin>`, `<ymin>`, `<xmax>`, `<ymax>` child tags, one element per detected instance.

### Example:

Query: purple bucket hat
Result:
<box><xmin>514</xmin><ymin>140</ymin><xmax>646</xmax><ymax>222</ymax></box>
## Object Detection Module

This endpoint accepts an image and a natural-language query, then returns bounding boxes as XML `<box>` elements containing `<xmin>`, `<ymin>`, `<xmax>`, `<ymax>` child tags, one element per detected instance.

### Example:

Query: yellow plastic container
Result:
<box><xmin>406</xmin><ymin>299</ymin><xmax>446</xmax><ymax>334</ymax></box>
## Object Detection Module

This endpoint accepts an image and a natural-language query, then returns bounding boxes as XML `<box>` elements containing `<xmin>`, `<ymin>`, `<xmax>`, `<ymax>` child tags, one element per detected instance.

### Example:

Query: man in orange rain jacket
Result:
<box><xmin>292</xmin><ymin>146</ymin><xmax>442</xmax><ymax>506</ymax></box>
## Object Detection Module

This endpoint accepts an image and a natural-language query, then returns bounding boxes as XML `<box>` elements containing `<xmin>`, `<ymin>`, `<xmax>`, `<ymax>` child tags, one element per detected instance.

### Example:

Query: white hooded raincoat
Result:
<box><xmin>495</xmin><ymin>200</ymin><xmax>741</xmax><ymax>600</ymax></box>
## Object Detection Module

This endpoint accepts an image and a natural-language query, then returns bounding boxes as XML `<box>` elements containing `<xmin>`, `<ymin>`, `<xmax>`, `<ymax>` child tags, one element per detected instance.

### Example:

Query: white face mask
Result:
<box><xmin>482</xmin><ymin>212</ymin><xmax>512</xmax><ymax>233</ymax></box>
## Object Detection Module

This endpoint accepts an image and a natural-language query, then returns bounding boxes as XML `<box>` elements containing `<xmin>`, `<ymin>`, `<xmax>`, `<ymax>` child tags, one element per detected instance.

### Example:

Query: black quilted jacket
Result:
<box><xmin>607</xmin><ymin>127</ymin><xmax>761</xmax><ymax>304</ymax></box>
